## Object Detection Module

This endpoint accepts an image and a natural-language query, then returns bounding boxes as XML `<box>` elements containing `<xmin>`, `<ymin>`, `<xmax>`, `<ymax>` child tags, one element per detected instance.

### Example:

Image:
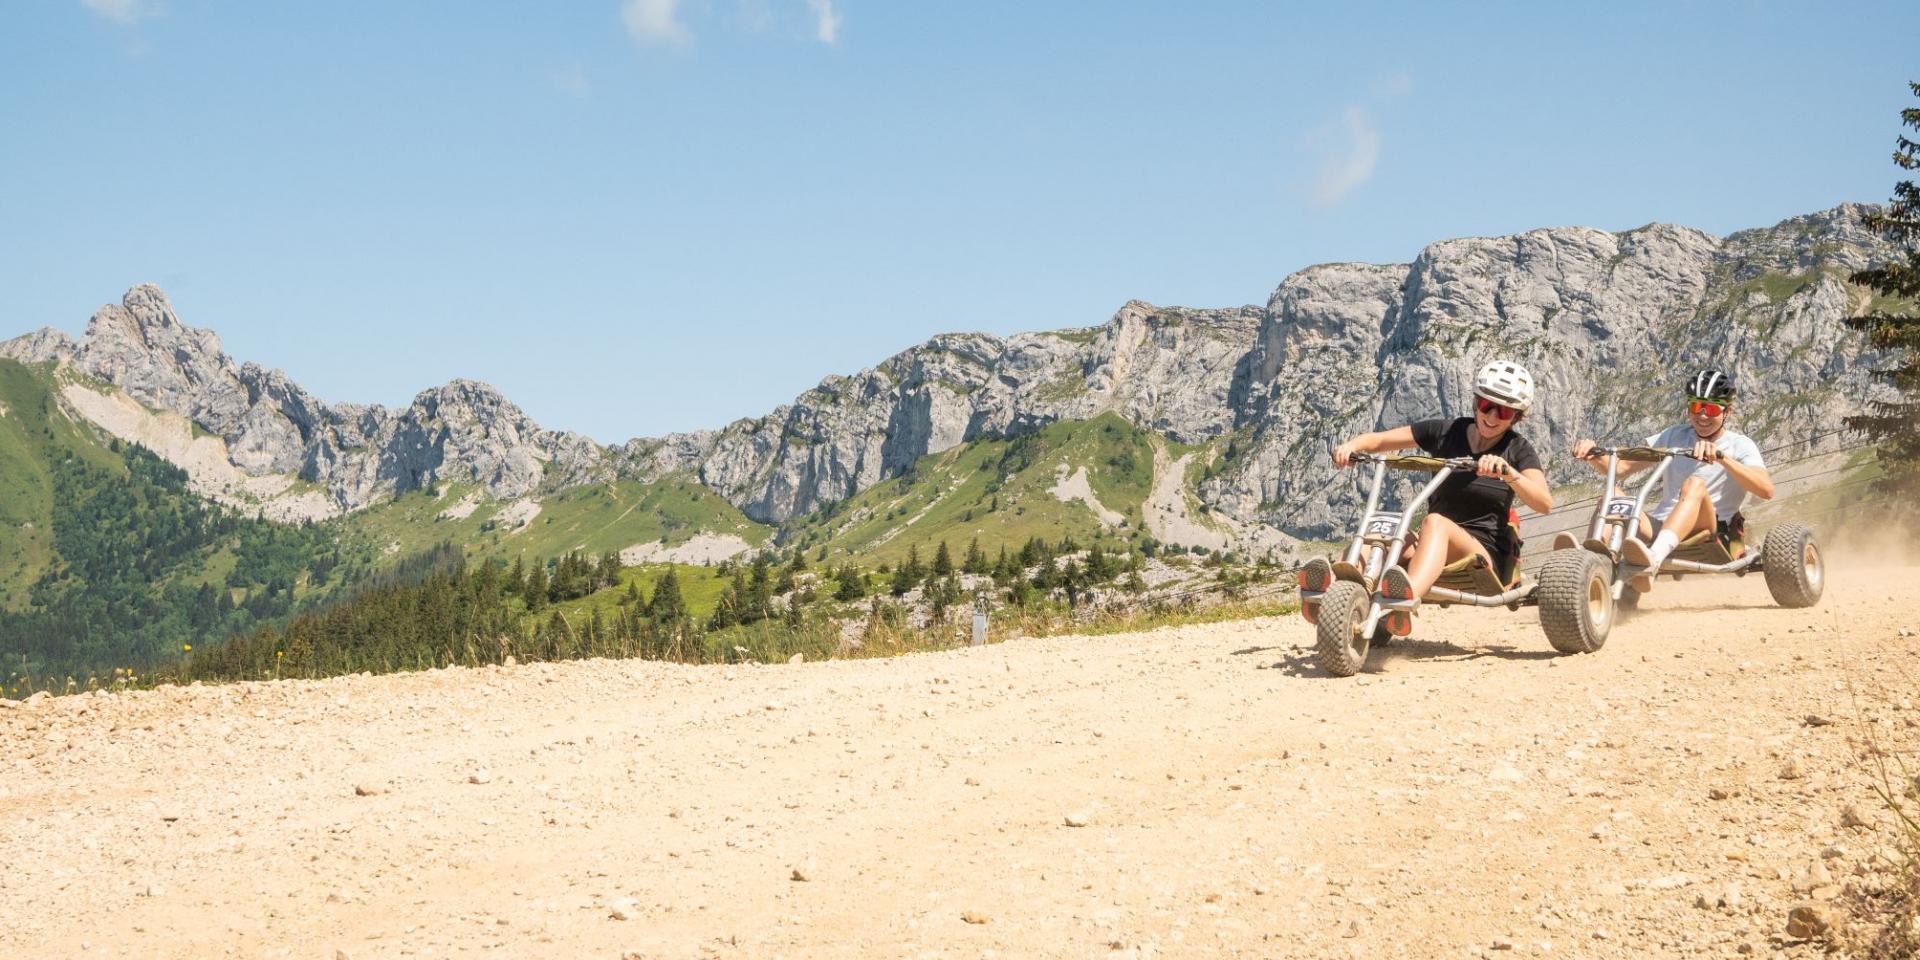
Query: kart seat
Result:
<box><xmin>1432</xmin><ymin>552</ymin><xmax>1520</xmax><ymax>596</ymax></box>
<box><xmin>1668</xmin><ymin>528</ymin><xmax>1740</xmax><ymax>565</ymax></box>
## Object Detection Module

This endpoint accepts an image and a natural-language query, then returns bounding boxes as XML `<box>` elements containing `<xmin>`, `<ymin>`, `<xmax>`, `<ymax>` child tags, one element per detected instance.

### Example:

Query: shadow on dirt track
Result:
<box><xmin>1261</xmin><ymin>638</ymin><xmax>1562</xmax><ymax>678</ymax></box>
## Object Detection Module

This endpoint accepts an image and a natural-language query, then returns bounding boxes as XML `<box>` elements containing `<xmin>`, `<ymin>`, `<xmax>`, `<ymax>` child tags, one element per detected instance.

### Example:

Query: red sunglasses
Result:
<box><xmin>1687</xmin><ymin>398</ymin><xmax>1727</xmax><ymax>418</ymax></box>
<box><xmin>1475</xmin><ymin>397</ymin><xmax>1517</xmax><ymax>421</ymax></box>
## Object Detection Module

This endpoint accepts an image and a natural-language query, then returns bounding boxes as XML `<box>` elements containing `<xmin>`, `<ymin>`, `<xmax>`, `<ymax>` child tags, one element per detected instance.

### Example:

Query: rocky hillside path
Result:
<box><xmin>3</xmin><ymin>563</ymin><xmax>1915</xmax><ymax>959</ymax></box>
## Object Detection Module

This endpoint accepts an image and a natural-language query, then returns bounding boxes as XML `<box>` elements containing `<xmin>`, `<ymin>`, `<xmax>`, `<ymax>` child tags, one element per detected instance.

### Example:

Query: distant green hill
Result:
<box><xmin>3</xmin><ymin>358</ymin><xmax>1224</xmax><ymax>692</ymax></box>
<box><xmin>785</xmin><ymin>412</ymin><xmax>1190</xmax><ymax>567</ymax></box>
<box><xmin>0</xmin><ymin>360</ymin><xmax>373</xmax><ymax>687</ymax></box>
<box><xmin>335</xmin><ymin>475</ymin><xmax>771</xmax><ymax>568</ymax></box>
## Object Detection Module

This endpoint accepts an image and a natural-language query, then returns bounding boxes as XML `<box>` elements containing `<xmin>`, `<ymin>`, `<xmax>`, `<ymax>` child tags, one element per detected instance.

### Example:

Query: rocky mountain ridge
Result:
<box><xmin>2</xmin><ymin>203</ymin><xmax>1895</xmax><ymax>542</ymax></box>
<box><xmin>3</xmin><ymin>286</ymin><xmax>607</xmax><ymax>518</ymax></box>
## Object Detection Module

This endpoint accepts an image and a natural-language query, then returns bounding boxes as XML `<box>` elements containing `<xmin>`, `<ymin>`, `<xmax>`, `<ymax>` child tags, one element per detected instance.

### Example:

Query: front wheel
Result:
<box><xmin>1537</xmin><ymin>548</ymin><xmax>1614</xmax><ymax>654</ymax></box>
<box><xmin>1315</xmin><ymin>580</ymin><xmax>1374</xmax><ymax>677</ymax></box>
<box><xmin>1762</xmin><ymin>522</ymin><xmax>1823</xmax><ymax>609</ymax></box>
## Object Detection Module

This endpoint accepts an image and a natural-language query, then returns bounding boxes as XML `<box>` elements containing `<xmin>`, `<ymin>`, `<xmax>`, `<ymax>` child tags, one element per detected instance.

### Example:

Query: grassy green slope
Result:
<box><xmin>333</xmin><ymin>476</ymin><xmax>771</xmax><ymax>569</ymax></box>
<box><xmin>788</xmin><ymin>412</ymin><xmax>1172</xmax><ymax>568</ymax></box>
<box><xmin>545</xmin><ymin>562</ymin><xmax>732</xmax><ymax>627</ymax></box>
<box><xmin>0</xmin><ymin>360</ymin><xmax>127</xmax><ymax>607</ymax></box>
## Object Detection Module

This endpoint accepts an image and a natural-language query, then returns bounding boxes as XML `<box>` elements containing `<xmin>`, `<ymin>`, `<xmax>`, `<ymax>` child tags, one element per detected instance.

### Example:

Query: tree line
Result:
<box><xmin>2</xmin><ymin>442</ymin><xmax>363</xmax><ymax>688</ymax></box>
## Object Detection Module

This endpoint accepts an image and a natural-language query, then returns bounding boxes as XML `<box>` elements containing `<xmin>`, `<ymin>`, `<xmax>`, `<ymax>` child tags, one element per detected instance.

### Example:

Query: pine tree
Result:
<box><xmin>647</xmin><ymin>568</ymin><xmax>687</xmax><ymax>625</ymax></box>
<box><xmin>523</xmin><ymin>563</ymin><xmax>549</xmax><ymax>612</ymax></box>
<box><xmin>1847</xmin><ymin>80</ymin><xmax>1920</xmax><ymax>496</ymax></box>
<box><xmin>1006</xmin><ymin>575</ymin><xmax>1032</xmax><ymax>607</ymax></box>
<box><xmin>932</xmin><ymin>541</ymin><xmax>954</xmax><ymax>578</ymax></box>
<box><xmin>506</xmin><ymin>555</ymin><xmax>525</xmax><ymax>597</ymax></box>
<box><xmin>1086</xmin><ymin>543</ymin><xmax>1113</xmax><ymax>581</ymax></box>
<box><xmin>834</xmin><ymin>564</ymin><xmax>866</xmax><ymax>601</ymax></box>
<box><xmin>746</xmin><ymin>553</ymin><xmax>774</xmax><ymax>624</ymax></box>
<box><xmin>963</xmin><ymin>537</ymin><xmax>987</xmax><ymax>574</ymax></box>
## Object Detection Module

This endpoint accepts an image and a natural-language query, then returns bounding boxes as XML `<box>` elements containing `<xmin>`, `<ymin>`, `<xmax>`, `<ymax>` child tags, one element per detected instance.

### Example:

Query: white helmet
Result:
<box><xmin>1473</xmin><ymin>359</ymin><xmax>1535</xmax><ymax>412</ymax></box>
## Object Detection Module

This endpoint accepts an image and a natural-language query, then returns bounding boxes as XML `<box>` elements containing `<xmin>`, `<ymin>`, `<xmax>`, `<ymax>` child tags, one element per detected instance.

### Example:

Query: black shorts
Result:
<box><xmin>1650</xmin><ymin>511</ymin><xmax>1745</xmax><ymax>551</ymax></box>
<box><xmin>1464</xmin><ymin>527</ymin><xmax>1519</xmax><ymax>582</ymax></box>
<box><xmin>1716</xmin><ymin>512</ymin><xmax>1747</xmax><ymax>551</ymax></box>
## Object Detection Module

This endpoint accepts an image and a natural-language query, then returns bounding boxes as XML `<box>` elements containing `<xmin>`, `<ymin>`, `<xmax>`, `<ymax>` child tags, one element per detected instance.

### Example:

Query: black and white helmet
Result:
<box><xmin>1688</xmin><ymin>368</ymin><xmax>1736</xmax><ymax>401</ymax></box>
<box><xmin>1473</xmin><ymin>359</ymin><xmax>1535</xmax><ymax>412</ymax></box>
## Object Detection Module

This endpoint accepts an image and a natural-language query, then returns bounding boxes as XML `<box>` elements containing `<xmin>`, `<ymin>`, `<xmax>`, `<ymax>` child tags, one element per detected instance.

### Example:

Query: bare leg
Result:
<box><xmin>1659</xmin><ymin>475</ymin><xmax>1719</xmax><ymax>542</ymax></box>
<box><xmin>1636</xmin><ymin>477</ymin><xmax>1719</xmax><ymax>589</ymax></box>
<box><xmin>1400</xmin><ymin>513</ymin><xmax>1498</xmax><ymax>598</ymax></box>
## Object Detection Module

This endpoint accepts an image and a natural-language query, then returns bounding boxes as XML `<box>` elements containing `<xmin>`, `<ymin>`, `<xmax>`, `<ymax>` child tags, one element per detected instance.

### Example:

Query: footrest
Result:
<box><xmin>1432</xmin><ymin>554</ymin><xmax>1512</xmax><ymax>596</ymax></box>
<box><xmin>1669</xmin><ymin>530</ymin><xmax>1733</xmax><ymax>566</ymax></box>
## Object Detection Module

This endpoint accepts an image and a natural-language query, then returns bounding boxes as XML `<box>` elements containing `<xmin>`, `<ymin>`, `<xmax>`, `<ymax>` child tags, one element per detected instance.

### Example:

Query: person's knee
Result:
<box><xmin>1420</xmin><ymin>513</ymin><xmax>1455</xmax><ymax>535</ymax></box>
<box><xmin>1680</xmin><ymin>475</ymin><xmax>1709</xmax><ymax>497</ymax></box>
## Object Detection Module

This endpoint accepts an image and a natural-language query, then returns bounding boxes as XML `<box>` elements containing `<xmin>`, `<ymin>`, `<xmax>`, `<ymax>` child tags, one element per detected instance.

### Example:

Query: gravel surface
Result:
<box><xmin>3</xmin><ymin>561</ymin><xmax>1915</xmax><ymax>959</ymax></box>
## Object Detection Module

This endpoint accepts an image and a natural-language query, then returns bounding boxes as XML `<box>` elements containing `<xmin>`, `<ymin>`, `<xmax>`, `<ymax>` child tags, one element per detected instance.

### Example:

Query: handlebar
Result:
<box><xmin>1579</xmin><ymin>445</ymin><xmax>1706</xmax><ymax>463</ymax></box>
<box><xmin>1349</xmin><ymin>452</ymin><xmax>1481</xmax><ymax>473</ymax></box>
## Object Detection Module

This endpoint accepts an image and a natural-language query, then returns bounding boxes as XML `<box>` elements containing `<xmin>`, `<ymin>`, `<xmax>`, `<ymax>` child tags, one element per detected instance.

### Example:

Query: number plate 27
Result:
<box><xmin>1605</xmin><ymin>499</ymin><xmax>1636</xmax><ymax>519</ymax></box>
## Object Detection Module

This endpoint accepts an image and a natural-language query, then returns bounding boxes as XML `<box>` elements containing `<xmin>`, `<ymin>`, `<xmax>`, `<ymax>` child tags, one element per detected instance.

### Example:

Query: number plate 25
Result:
<box><xmin>1364</xmin><ymin>515</ymin><xmax>1402</xmax><ymax>538</ymax></box>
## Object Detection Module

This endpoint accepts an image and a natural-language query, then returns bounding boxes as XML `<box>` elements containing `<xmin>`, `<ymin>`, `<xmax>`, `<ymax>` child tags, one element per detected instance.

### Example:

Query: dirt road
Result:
<box><xmin>4</xmin><ymin>562</ymin><xmax>1916</xmax><ymax>959</ymax></box>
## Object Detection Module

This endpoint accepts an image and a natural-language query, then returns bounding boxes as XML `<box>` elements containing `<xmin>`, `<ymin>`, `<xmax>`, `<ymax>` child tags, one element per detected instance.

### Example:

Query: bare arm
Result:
<box><xmin>1506</xmin><ymin>467</ymin><xmax>1553</xmax><ymax>515</ymax></box>
<box><xmin>1691</xmin><ymin>438</ymin><xmax>1774</xmax><ymax>500</ymax></box>
<box><xmin>1719</xmin><ymin>456</ymin><xmax>1774</xmax><ymax>500</ymax></box>
<box><xmin>1332</xmin><ymin>426</ymin><xmax>1419</xmax><ymax>467</ymax></box>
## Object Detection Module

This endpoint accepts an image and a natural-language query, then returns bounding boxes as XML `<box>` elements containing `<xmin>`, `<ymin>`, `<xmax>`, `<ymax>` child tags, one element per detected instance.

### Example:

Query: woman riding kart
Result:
<box><xmin>1571</xmin><ymin>368</ymin><xmax>1775</xmax><ymax>593</ymax></box>
<box><xmin>1305</xmin><ymin>360</ymin><xmax>1555</xmax><ymax>636</ymax></box>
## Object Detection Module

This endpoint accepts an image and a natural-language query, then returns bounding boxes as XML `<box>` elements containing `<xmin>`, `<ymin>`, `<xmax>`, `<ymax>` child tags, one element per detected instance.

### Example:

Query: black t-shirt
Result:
<box><xmin>1409</xmin><ymin>417</ymin><xmax>1543</xmax><ymax>552</ymax></box>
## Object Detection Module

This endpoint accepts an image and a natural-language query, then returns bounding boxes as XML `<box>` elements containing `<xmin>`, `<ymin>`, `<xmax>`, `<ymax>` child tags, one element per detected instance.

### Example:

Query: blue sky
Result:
<box><xmin>3</xmin><ymin>1</ymin><xmax>1916</xmax><ymax>442</ymax></box>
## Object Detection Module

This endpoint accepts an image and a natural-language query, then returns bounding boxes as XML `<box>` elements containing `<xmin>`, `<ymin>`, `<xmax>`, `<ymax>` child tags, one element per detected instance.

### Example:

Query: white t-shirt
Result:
<box><xmin>1642</xmin><ymin>424</ymin><xmax>1766</xmax><ymax>523</ymax></box>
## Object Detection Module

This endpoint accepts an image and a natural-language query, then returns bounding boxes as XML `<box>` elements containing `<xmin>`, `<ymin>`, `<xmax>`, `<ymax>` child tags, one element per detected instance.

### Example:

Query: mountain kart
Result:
<box><xmin>1298</xmin><ymin>453</ymin><xmax>1604</xmax><ymax>677</ymax></box>
<box><xmin>1554</xmin><ymin>445</ymin><xmax>1824</xmax><ymax>614</ymax></box>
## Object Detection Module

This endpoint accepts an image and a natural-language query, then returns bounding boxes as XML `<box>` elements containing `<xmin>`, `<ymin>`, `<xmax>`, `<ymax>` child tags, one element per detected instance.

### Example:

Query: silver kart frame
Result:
<box><xmin>1300</xmin><ymin>452</ymin><xmax>1536</xmax><ymax>638</ymax></box>
<box><xmin>1577</xmin><ymin>445</ymin><xmax>1763</xmax><ymax>598</ymax></box>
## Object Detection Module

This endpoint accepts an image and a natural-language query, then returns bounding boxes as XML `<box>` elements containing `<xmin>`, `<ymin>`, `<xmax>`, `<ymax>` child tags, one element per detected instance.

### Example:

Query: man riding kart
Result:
<box><xmin>1571</xmin><ymin>368</ymin><xmax>1776</xmax><ymax>594</ymax></box>
<box><xmin>1304</xmin><ymin>360</ymin><xmax>1555</xmax><ymax>636</ymax></box>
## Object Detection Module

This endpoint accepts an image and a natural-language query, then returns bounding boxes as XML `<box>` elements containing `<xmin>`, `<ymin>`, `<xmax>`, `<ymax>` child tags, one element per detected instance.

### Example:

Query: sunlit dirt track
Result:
<box><xmin>4</xmin><ymin>562</ymin><xmax>1915</xmax><ymax>959</ymax></box>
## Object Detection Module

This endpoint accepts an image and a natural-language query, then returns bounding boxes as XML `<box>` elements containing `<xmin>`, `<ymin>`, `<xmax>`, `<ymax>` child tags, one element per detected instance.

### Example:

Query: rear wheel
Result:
<box><xmin>1762</xmin><ymin>522</ymin><xmax>1823</xmax><ymax>609</ymax></box>
<box><xmin>1537</xmin><ymin>548</ymin><xmax>1613</xmax><ymax>654</ymax></box>
<box><xmin>1315</xmin><ymin>581</ymin><xmax>1373</xmax><ymax>677</ymax></box>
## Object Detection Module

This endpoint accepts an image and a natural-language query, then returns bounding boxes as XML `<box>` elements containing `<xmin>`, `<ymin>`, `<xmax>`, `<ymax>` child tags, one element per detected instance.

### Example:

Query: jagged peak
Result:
<box><xmin>410</xmin><ymin>378</ymin><xmax>525</xmax><ymax>416</ymax></box>
<box><xmin>0</xmin><ymin>327</ymin><xmax>79</xmax><ymax>365</ymax></box>
<box><xmin>1722</xmin><ymin>201</ymin><xmax>1882</xmax><ymax>246</ymax></box>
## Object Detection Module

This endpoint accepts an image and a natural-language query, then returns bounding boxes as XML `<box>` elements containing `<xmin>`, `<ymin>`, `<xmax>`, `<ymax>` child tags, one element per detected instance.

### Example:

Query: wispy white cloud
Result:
<box><xmin>81</xmin><ymin>0</ymin><xmax>153</xmax><ymax>25</ymax></box>
<box><xmin>807</xmin><ymin>0</ymin><xmax>841</xmax><ymax>44</ymax></box>
<box><xmin>553</xmin><ymin>65</ymin><xmax>592</xmax><ymax>98</ymax></box>
<box><xmin>1308</xmin><ymin>105</ymin><xmax>1380</xmax><ymax>208</ymax></box>
<box><xmin>623</xmin><ymin>0</ymin><xmax>691</xmax><ymax>46</ymax></box>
